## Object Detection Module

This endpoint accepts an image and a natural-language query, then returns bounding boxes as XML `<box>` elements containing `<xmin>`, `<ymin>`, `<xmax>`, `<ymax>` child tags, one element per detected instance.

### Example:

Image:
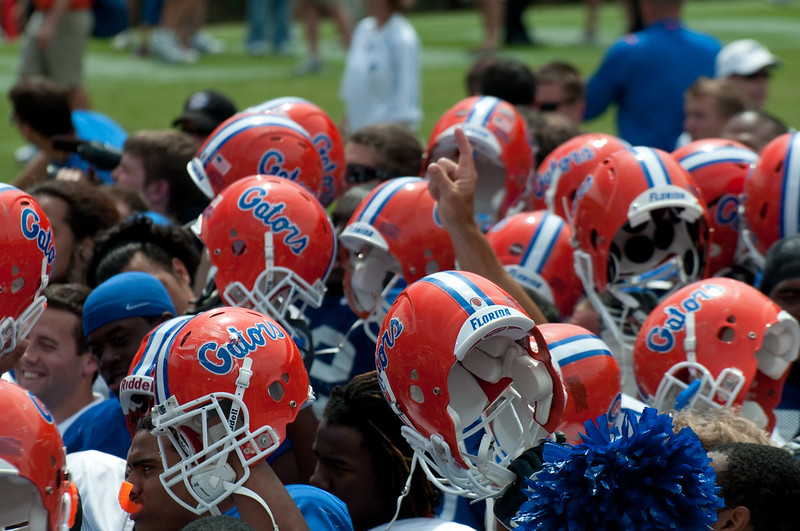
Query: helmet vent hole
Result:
<box><xmin>232</xmin><ymin>239</ymin><xmax>247</xmax><ymax>256</ymax></box>
<box><xmin>425</xmin><ymin>260</ymin><xmax>439</xmax><ymax>275</ymax></box>
<box><xmin>653</xmin><ymin>222</ymin><xmax>675</xmax><ymax>250</ymax></box>
<box><xmin>727</xmin><ymin>315</ymin><xmax>736</xmax><ymax>324</ymax></box>
<box><xmin>760</xmin><ymin>202</ymin><xmax>768</xmax><ymax>220</ymax></box>
<box><xmin>410</xmin><ymin>369</ymin><xmax>419</xmax><ymax>380</ymax></box>
<box><xmin>718</xmin><ymin>326</ymin><xmax>735</xmax><ymax>343</ymax></box>
<box><xmin>282</xmin><ymin>373</ymin><xmax>289</xmax><ymax>383</ymax></box>
<box><xmin>409</xmin><ymin>384</ymin><xmax>424</xmax><ymax>404</ymax></box>
<box><xmin>590</xmin><ymin>229</ymin><xmax>599</xmax><ymax>250</ymax></box>
<box><xmin>11</xmin><ymin>277</ymin><xmax>24</xmax><ymax>293</ymax></box>
<box><xmin>268</xmin><ymin>381</ymin><xmax>285</xmax><ymax>401</ymax></box>
<box><xmin>624</xmin><ymin>235</ymin><xmax>654</xmax><ymax>264</ymax></box>
<box><xmin>180</xmin><ymin>332</ymin><xmax>192</xmax><ymax>346</ymax></box>
<box><xmin>509</xmin><ymin>243</ymin><xmax>524</xmax><ymax>256</ymax></box>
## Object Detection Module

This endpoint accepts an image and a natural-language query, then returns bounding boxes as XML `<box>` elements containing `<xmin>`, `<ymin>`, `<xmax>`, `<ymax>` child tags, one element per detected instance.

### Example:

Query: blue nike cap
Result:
<box><xmin>83</xmin><ymin>271</ymin><xmax>177</xmax><ymax>339</ymax></box>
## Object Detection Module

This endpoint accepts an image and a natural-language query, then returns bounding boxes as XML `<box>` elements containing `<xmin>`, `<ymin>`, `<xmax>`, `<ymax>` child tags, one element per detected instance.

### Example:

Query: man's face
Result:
<box><xmin>16</xmin><ymin>308</ymin><xmax>95</xmax><ymax>412</ymax></box>
<box><xmin>121</xmin><ymin>251</ymin><xmax>193</xmax><ymax>316</ymax></box>
<box><xmin>86</xmin><ymin>316</ymin><xmax>157</xmax><ymax>395</ymax></box>
<box><xmin>535</xmin><ymin>82</ymin><xmax>584</xmax><ymax>126</ymax></box>
<box><xmin>112</xmin><ymin>152</ymin><xmax>148</xmax><ymax>195</ymax></box>
<box><xmin>309</xmin><ymin>418</ymin><xmax>392</xmax><ymax>531</ymax></box>
<box><xmin>684</xmin><ymin>95</ymin><xmax>727</xmax><ymax>141</ymax></box>
<box><xmin>35</xmin><ymin>194</ymin><xmax>74</xmax><ymax>284</ymax></box>
<box><xmin>125</xmin><ymin>429</ymin><xmax>198</xmax><ymax>531</ymax></box>
<box><xmin>769</xmin><ymin>278</ymin><xmax>800</xmax><ymax>324</ymax></box>
<box><xmin>729</xmin><ymin>69</ymin><xmax>770</xmax><ymax>110</ymax></box>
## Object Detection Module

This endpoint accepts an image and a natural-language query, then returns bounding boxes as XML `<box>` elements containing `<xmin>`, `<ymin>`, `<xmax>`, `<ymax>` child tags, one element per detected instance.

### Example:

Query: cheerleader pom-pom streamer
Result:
<box><xmin>513</xmin><ymin>407</ymin><xmax>722</xmax><ymax>530</ymax></box>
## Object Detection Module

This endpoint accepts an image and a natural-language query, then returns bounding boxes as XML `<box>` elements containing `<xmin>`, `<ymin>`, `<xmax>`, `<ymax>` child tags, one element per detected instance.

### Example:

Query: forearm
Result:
<box><xmin>448</xmin><ymin>220</ymin><xmax>548</xmax><ymax>325</ymax></box>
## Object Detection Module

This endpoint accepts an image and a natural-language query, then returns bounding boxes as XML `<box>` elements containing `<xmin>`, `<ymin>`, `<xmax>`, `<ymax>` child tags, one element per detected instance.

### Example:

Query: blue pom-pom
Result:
<box><xmin>513</xmin><ymin>408</ymin><xmax>723</xmax><ymax>530</ymax></box>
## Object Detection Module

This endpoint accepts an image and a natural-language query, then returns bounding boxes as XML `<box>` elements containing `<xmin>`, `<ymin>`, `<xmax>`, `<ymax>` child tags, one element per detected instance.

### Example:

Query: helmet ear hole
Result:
<box><xmin>717</xmin><ymin>325</ymin><xmax>735</xmax><ymax>343</ymax></box>
<box><xmin>268</xmin><ymin>380</ymin><xmax>285</xmax><ymax>401</ymax></box>
<box><xmin>231</xmin><ymin>240</ymin><xmax>246</xmax><ymax>256</ymax></box>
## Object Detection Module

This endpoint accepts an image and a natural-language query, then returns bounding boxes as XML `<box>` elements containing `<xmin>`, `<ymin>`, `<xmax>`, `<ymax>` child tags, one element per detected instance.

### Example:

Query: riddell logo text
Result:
<box><xmin>470</xmin><ymin>308</ymin><xmax>511</xmax><ymax>330</ymax></box>
<box><xmin>120</xmin><ymin>378</ymin><xmax>152</xmax><ymax>394</ymax></box>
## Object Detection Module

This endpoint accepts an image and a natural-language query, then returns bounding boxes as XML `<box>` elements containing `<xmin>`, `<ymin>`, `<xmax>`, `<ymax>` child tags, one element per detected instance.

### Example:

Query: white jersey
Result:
<box><xmin>67</xmin><ymin>450</ymin><xmax>133</xmax><ymax>531</ymax></box>
<box><xmin>339</xmin><ymin>13</ymin><xmax>421</xmax><ymax>133</ymax></box>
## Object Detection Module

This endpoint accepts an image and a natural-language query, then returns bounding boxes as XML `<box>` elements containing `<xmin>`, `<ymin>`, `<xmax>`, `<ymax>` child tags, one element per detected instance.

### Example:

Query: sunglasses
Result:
<box><xmin>742</xmin><ymin>69</ymin><xmax>771</xmax><ymax>81</ymax></box>
<box><xmin>537</xmin><ymin>101</ymin><xmax>563</xmax><ymax>112</ymax></box>
<box><xmin>345</xmin><ymin>163</ymin><xmax>393</xmax><ymax>184</ymax></box>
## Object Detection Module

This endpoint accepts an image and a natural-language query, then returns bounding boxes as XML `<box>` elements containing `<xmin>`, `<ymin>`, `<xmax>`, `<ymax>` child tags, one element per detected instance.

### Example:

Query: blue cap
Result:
<box><xmin>83</xmin><ymin>272</ymin><xmax>176</xmax><ymax>338</ymax></box>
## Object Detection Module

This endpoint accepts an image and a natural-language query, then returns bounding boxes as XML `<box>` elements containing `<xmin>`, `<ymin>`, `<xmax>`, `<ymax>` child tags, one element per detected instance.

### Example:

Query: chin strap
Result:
<box><xmin>228</xmin><ymin>483</ymin><xmax>279</xmax><ymax>531</ymax></box>
<box><xmin>385</xmin><ymin>452</ymin><xmax>419</xmax><ymax>531</ymax></box>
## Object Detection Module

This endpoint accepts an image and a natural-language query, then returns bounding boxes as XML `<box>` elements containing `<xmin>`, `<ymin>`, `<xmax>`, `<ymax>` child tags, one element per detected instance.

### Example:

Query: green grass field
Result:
<box><xmin>1</xmin><ymin>0</ymin><xmax>799</xmax><ymax>184</ymax></box>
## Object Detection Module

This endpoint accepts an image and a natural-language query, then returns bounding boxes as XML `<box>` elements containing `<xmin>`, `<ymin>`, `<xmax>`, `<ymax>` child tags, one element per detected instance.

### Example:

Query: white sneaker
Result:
<box><xmin>150</xmin><ymin>29</ymin><xmax>197</xmax><ymax>64</ymax></box>
<box><xmin>111</xmin><ymin>29</ymin><xmax>136</xmax><ymax>51</ymax></box>
<box><xmin>191</xmin><ymin>31</ymin><xmax>224</xmax><ymax>54</ymax></box>
<box><xmin>294</xmin><ymin>57</ymin><xmax>322</xmax><ymax>75</ymax></box>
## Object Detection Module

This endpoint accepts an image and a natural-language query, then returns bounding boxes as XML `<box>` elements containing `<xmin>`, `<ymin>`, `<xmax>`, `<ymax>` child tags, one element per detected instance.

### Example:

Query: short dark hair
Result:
<box><xmin>122</xmin><ymin>130</ymin><xmax>207</xmax><ymax>222</ymax></box>
<box><xmin>479</xmin><ymin>57</ymin><xmax>537</xmax><ymax>106</ymax></box>
<box><xmin>8</xmin><ymin>76</ymin><xmax>73</xmax><ymax>138</ymax></box>
<box><xmin>87</xmin><ymin>216</ymin><xmax>201</xmax><ymax>288</ymax></box>
<box><xmin>30</xmin><ymin>180</ymin><xmax>121</xmax><ymax>242</ymax></box>
<box><xmin>711</xmin><ymin>442</ymin><xmax>800</xmax><ymax>531</ymax></box>
<box><xmin>348</xmin><ymin>123</ymin><xmax>423</xmax><ymax>178</ymax></box>
<box><xmin>324</xmin><ymin>371</ymin><xmax>441</xmax><ymax>519</ymax></box>
<box><xmin>43</xmin><ymin>283</ymin><xmax>92</xmax><ymax>355</ymax></box>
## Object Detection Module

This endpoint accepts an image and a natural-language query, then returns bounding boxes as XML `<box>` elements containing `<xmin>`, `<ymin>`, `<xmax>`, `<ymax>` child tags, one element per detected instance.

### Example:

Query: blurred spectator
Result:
<box><xmin>534</xmin><ymin>60</ymin><xmax>586</xmax><ymax>126</ymax></box>
<box><xmin>171</xmin><ymin>89</ymin><xmax>237</xmax><ymax>145</ymax></box>
<box><xmin>8</xmin><ymin>76</ymin><xmax>127</xmax><ymax>188</ymax></box>
<box><xmin>295</xmin><ymin>0</ymin><xmax>352</xmax><ymax>74</ymax></box>
<box><xmin>17</xmin><ymin>0</ymin><xmax>93</xmax><ymax>110</ymax></box>
<box><xmin>339</xmin><ymin>0</ymin><xmax>420</xmax><ymax>134</ymax></box>
<box><xmin>584</xmin><ymin>0</ymin><xmax>720</xmax><ymax>150</ymax></box>
<box><xmin>245</xmin><ymin>0</ymin><xmax>291</xmax><ymax>56</ymax></box>
<box><xmin>477</xmin><ymin>56</ymin><xmax>536</xmax><ymax>106</ymax></box>
<box><xmin>343</xmin><ymin>122</ymin><xmax>423</xmax><ymax>192</ymax></box>
<box><xmin>721</xmin><ymin>108</ymin><xmax>788</xmax><ymax>152</ymax></box>
<box><xmin>678</xmin><ymin>76</ymin><xmax>749</xmax><ymax>146</ymax></box>
<box><xmin>716</xmin><ymin>39</ymin><xmax>779</xmax><ymax>109</ymax></box>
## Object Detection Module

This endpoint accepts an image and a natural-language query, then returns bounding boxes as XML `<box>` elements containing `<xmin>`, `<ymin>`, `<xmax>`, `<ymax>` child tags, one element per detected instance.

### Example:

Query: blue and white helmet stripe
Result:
<box><xmin>519</xmin><ymin>212</ymin><xmax>566</xmax><ymax>275</ymax></box>
<box><xmin>0</xmin><ymin>183</ymin><xmax>19</xmax><ymax>193</ymax></box>
<box><xmin>466</xmin><ymin>96</ymin><xmax>502</xmax><ymax>127</ymax></box>
<box><xmin>355</xmin><ymin>177</ymin><xmax>423</xmax><ymax>226</ymax></box>
<box><xmin>198</xmin><ymin>114</ymin><xmax>312</xmax><ymax>165</ymax></box>
<box><xmin>548</xmin><ymin>333</ymin><xmax>613</xmax><ymax>368</ymax></box>
<box><xmin>420</xmin><ymin>271</ymin><xmax>496</xmax><ymax>315</ymax></box>
<box><xmin>630</xmin><ymin>146</ymin><xmax>673</xmax><ymax>188</ymax></box>
<box><xmin>153</xmin><ymin>316</ymin><xmax>195</xmax><ymax>405</ymax></box>
<box><xmin>677</xmin><ymin>145</ymin><xmax>758</xmax><ymax>172</ymax></box>
<box><xmin>131</xmin><ymin>315</ymin><xmax>193</xmax><ymax>378</ymax></box>
<box><xmin>780</xmin><ymin>132</ymin><xmax>800</xmax><ymax>240</ymax></box>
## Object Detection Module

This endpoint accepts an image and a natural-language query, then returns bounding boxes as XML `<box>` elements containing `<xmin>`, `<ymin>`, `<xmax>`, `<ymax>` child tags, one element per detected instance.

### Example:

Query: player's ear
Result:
<box><xmin>713</xmin><ymin>506</ymin><xmax>751</xmax><ymax>530</ymax></box>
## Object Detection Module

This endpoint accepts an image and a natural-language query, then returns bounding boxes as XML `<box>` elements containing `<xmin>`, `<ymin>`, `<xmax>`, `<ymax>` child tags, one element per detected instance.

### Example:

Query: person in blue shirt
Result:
<box><xmin>583</xmin><ymin>0</ymin><xmax>720</xmax><ymax>150</ymax></box>
<box><xmin>8</xmin><ymin>76</ymin><xmax>127</xmax><ymax>189</ymax></box>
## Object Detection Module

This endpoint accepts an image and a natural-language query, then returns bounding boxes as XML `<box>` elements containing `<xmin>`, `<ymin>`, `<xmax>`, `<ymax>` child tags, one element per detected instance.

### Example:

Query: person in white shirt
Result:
<box><xmin>339</xmin><ymin>0</ymin><xmax>421</xmax><ymax>135</ymax></box>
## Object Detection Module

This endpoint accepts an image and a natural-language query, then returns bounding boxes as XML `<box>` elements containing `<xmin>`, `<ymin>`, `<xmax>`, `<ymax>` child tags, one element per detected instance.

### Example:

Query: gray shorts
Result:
<box><xmin>18</xmin><ymin>9</ymin><xmax>93</xmax><ymax>89</ymax></box>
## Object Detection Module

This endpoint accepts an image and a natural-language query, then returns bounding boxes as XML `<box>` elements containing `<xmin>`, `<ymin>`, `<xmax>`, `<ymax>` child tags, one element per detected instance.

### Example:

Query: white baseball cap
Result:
<box><xmin>716</xmin><ymin>39</ymin><xmax>780</xmax><ymax>78</ymax></box>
